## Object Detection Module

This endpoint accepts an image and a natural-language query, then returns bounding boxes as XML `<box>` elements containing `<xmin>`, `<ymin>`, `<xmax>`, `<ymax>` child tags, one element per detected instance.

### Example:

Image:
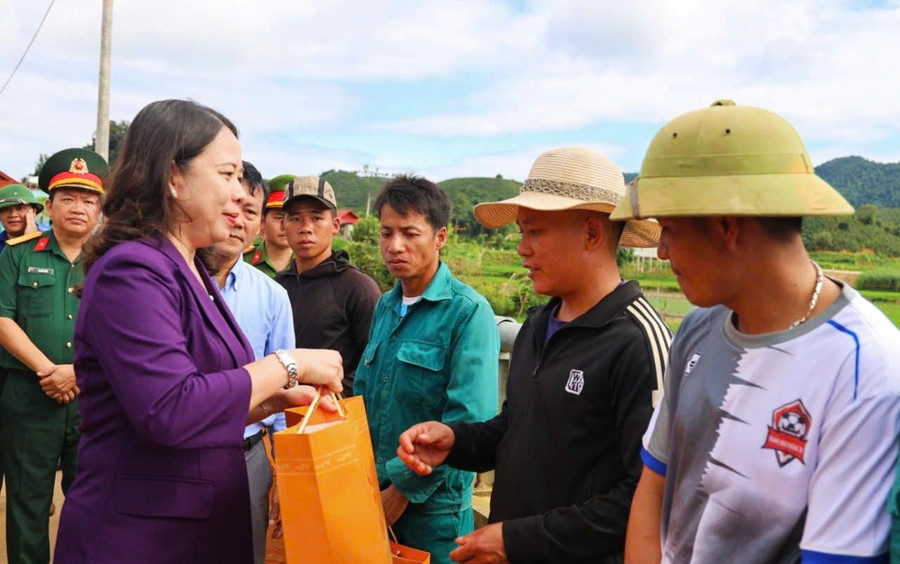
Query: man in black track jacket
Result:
<box><xmin>275</xmin><ymin>176</ymin><xmax>381</xmax><ymax>394</ymax></box>
<box><xmin>396</xmin><ymin>147</ymin><xmax>671</xmax><ymax>564</ymax></box>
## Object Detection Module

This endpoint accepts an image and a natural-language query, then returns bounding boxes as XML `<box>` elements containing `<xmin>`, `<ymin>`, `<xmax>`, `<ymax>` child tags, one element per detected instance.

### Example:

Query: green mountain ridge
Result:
<box><xmin>325</xmin><ymin>156</ymin><xmax>900</xmax><ymax>212</ymax></box>
<box><xmin>814</xmin><ymin>156</ymin><xmax>900</xmax><ymax>208</ymax></box>
<box><xmin>323</xmin><ymin>157</ymin><xmax>900</xmax><ymax>254</ymax></box>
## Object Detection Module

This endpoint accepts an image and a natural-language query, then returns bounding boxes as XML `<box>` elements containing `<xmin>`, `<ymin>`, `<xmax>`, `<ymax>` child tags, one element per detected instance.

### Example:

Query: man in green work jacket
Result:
<box><xmin>0</xmin><ymin>148</ymin><xmax>106</xmax><ymax>564</ymax></box>
<box><xmin>354</xmin><ymin>175</ymin><xmax>499</xmax><ymax>564</ymax></box>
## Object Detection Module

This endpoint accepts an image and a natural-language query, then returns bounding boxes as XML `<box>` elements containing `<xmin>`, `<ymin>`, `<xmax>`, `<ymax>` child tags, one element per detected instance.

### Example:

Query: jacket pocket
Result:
<box><xmin>17</xmin><ymin>272</ymin><xmax>54</xmax><ymax>317</ymax></box>
<box><xmin>396</xmin><ymin>341</ymin><xmax>447</xmax><ymax>408</ymax></box>
<box><xmin>362</xmin><ymin>341</ymin><xmax>379</xmax><ymax>368</ymax></box>
<box><xmin>113</xmin><ymin>475</ymin><xmax>215</xmax><ymax>520</ymax></box>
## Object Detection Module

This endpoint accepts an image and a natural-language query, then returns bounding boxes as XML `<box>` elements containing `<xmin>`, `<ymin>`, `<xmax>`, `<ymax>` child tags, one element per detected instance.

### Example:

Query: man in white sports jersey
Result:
<box><xmin>613</xmin><ymin>100</ymin><xmax>900</xmax><ymax>564</ymax></box>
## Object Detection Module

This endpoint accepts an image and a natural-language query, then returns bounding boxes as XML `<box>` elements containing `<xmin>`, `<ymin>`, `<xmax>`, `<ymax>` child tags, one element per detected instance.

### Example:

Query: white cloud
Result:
<box><xmin>377</xmin><ymin>0</ymin><xmax>900</xmax><ymax>147</ymax></box>
<box><xmin>1</xmin><ymin>0</ymin><xmax>898</xmax><ymax>180</ymax></box>
<box><xmin>240</xmin><ymin>141</ymin><xmax>377</xmax><ymax>180</ymax></box>
<box><xmin>419</xmin><ymin>142</ymin><xmax>628</xmax><ymax>182</ymax></box>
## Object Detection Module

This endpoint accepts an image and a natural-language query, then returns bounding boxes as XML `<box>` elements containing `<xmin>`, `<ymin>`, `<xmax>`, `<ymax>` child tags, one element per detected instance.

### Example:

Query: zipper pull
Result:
<box><xmin>532</xmin><ymin>361</ymin><xmax>541</xmax><ymax>378</ymax></box>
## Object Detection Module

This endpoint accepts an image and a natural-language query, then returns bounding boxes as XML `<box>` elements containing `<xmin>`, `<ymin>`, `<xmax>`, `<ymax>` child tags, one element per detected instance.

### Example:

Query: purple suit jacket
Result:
<box><xmin>55</xmin><ymin>236</ymin><xmax>255</xmax><ymax>564</ymax></box>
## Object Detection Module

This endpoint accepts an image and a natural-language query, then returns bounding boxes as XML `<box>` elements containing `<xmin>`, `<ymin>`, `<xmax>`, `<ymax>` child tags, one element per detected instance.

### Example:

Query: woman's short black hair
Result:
<box><xmin>374</xmin><ymin>174</ymin><xmax>450</xmax><ymax>231</ymax></box>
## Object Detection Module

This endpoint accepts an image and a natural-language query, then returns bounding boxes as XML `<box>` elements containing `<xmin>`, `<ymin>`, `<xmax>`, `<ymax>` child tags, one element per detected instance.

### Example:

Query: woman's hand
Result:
<box><xmin>257</xmin><ymin>385</ymin><xmax>338</xmax><ymax>419</ymax></box>
<box><xmin>289</xmin><ymin>349</ymin><xmax>343</xmax><ymax>394</ymax></box>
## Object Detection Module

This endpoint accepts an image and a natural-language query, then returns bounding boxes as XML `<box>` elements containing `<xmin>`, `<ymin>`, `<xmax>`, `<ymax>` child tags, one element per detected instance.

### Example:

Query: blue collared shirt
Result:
<box><xmin>220</xmin><ymin>259</ymin><xmax>295</xmax><ymax>439</ymax></box>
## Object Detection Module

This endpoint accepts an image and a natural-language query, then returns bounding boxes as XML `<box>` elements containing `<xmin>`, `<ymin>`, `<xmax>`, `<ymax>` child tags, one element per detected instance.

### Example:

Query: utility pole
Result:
<box><xmin>95</xmin><ymin>0</ymin><xmax>114</xmax><ymax>161</ymax></box>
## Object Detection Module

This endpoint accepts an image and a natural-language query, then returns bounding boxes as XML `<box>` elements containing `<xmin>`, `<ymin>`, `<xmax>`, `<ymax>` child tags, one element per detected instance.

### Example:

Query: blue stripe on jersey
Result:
<box><xmin>641</xmin><ymin>447</ymin><xmax>667</xmax><ymax>477</ymax></box>
<box><xmin>801</xmin><ymin>549</ymin><xmax>888</xmax><ymax>563</ymax></box>
<box><xmin>827</xmin><ymin>320</ymin><xmax>861</xmax><ymax>401</ymax></box>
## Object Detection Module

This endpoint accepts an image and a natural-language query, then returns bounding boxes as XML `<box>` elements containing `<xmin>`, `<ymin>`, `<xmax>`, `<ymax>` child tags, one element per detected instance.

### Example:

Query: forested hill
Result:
<box><xmin>325</xmin><ymin>155</ymin><xmax>900</xmax><ymax>214</ymax></box>
<box><xmin>623</xmin><ymin>157</ymin><xmax>900</xmax><ymax>208</ymax></box>
<box><xmin>321</xmin><ymin>170</ymin><xmax>523</xmax><ymax>212</ymax></box>
<box><xmin>814</xmin><ymin>157</ymin><xmax>900</xmax><ymax>208</ymax></box>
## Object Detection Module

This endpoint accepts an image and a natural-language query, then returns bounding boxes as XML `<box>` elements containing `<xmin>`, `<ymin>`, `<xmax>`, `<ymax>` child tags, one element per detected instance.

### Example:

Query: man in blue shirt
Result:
<box><xmin>354</xmin><ymin>175</ymin><xmax>499</xmax><ymax>564</ymax></box>
<box><xmin>206</xmin><ymin>162</ymin><xmax>295</xmax><ymax>564</ymax></box>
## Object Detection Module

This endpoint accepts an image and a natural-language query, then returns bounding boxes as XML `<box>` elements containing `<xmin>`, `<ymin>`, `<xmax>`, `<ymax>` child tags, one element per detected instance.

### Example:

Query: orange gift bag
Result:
<box><xmin>275</xmin><ymin>391</ymin><xmax>430</xmax><ymax>564</ymax></box>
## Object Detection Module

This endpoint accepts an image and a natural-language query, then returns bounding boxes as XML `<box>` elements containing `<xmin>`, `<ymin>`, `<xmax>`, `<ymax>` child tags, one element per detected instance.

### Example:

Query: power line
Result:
<box><xmin>0</xmin><ymin>0</ymin><xmax>57</xmax><ymax>99</ymax></box>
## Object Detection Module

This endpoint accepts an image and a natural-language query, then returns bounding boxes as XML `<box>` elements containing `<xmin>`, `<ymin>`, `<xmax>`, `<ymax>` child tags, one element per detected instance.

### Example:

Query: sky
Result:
<box><xmin>1</xmin><ymin>0</ymin><xmax>899</xmax><ymax>182</ymax></box>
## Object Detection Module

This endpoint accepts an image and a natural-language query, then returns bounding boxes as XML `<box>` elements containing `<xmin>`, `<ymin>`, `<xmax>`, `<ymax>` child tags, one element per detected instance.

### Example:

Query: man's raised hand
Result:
<box><xmin>396</xmin><ymin>421</ymin><xmax>455</xmax><ymax>476</ymax></box>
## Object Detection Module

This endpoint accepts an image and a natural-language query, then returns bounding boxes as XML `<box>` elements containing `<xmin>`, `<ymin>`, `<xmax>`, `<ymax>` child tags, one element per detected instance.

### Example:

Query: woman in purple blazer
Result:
<box><xmin>54</xmin><ymin>100</ymin><xmax>343</xmax><ymax>564</ymax></box>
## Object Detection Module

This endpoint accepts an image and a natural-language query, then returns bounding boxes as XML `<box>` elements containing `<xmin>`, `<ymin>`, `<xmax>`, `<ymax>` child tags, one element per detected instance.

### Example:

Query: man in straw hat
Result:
<box><xmin>616</xmin><ymin>101</ymin><xmax>900</xmax><ymax>564</ymax></box>
<box><xmin>396</xmin><ymin>148</ymin><xmax>670</xmax><ymax>564</ymax></box>
<box><xmin>0</xmin><ymin>148</ymin><xmax>106</xmax><ymax>564</ymax></box>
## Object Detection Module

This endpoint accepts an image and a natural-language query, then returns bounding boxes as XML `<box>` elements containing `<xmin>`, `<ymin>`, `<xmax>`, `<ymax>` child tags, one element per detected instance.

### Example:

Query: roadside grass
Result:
<box><xmin>873</xmin><ymin>301</ymin><xmax>900</xmax><ymax>326</ymax></box>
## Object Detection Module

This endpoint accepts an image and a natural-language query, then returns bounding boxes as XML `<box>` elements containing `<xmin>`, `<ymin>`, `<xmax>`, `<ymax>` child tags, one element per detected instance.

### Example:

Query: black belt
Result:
<box><xmin>243</xmin><ymin>430</ymin><xmax>264</xmax><ymax>452</ymax></box>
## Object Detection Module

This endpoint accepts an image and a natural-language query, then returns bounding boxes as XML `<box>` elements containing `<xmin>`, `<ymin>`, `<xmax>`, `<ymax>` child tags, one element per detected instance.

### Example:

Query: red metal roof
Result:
<box><xmin>0</xmin><ymin>169</ymin><xmax>18</xmax><ymax>188</ymax></box>
<box><xmin>337</xmin><ymin>209</ymin><xmax>359</xmax><ymax>225</ymax></box>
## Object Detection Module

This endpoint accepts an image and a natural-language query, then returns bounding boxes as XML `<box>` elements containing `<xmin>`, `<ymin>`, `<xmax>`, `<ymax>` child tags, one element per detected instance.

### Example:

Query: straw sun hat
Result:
<box><xmin>473</xmin><ymin>147</ymin><xmax>660</xmax><ymax>248</ymax></box>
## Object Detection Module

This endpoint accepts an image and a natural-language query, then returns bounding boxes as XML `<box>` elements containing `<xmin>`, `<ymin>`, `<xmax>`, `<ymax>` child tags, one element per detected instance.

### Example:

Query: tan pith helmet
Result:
<box><xmin>474</xmin><ymin>147</ymin><xmax>660</xmax><ymax>248</ymax></box>
<box><xmin>610</xmin><ymin>100</ymin><xmax>854</xmax><ymax>220</ymax></box>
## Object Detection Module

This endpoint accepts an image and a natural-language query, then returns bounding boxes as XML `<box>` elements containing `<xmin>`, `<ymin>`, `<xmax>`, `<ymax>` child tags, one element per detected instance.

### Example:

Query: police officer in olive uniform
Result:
<box><xmin>0</xmin><ymin>148</ymin><xmax>106</xmax><ymax>564</ymax></box>
<box><xmin>244</xmin><ymin>173</ymin><xmax>295</xmax><ymax>277</ymax></box>
<box><xmin>0</xmin><ymin>184</ymin><xmax>45</xmax><ymax>252</ymax></box>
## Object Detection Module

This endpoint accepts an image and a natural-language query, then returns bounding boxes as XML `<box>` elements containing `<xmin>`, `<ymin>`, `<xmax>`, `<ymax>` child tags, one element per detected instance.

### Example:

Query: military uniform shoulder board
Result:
<box><xmin>242</xmin><ymin>245</ymin><xmax>255</xmax><ymax>255</ymax></box>
<box><xmin>5</xmin><ymin>231</ymin><xmax>43</xmax><ymax>247</ymax></box>
<box><xmin>250</xmin><ymin>251</ymin><xmax>263</xmax><ymax>265</ymax></box>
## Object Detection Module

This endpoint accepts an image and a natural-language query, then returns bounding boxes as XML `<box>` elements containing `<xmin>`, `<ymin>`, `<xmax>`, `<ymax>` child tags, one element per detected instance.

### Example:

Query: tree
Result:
<box><xmin>351</xmin><ymin>215</ymin><xmax>380</xmax><ymax>245</ymax></box>
<box><xmin>29</xmin><ymin>119</ymin><xmax>131</xmax><ymax>177</ymax></box>
<box><xmin>84</xmin><ymin>119</ymin><xmax>130</xmax><ymax>165</ymax></box>
<box><xmin>856</xmin><ymin>204</ymin><xmax>878</xmax><ymax>225</ymax></box>
<box><xmin>616</xmin><ymin>248</ymin><xmax>634</xmax><ymax>267</ymax></box>
<box><xmin>30</xmin><ymin>153</ymin><xmax>50</xmax><ymax>176</ymax></box>
<box><xmin>343</xmin><ymin>217</ymin><xmax>394</xmax><ymax>290</ymax></box>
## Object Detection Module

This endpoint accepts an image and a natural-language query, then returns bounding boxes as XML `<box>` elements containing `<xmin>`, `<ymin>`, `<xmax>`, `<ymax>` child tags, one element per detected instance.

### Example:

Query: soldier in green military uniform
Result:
<box><xmin>1</xmin><ymin>184</ymin><xmax>45</xmax><ymax>502</ymax></box>
<box><xmin>0</xmin><ymin>148</ymin><xmax>106</xmax><ymax>564</ymax></box>
<box><xmin>0</xmin><ymin>184</ymin><xmax>45</xmax><ymax>252</ymax></box>
<box><xmin>244</xmin><ymin>173</ymin><xmax>294</xmax><ymax>277</ymax></box>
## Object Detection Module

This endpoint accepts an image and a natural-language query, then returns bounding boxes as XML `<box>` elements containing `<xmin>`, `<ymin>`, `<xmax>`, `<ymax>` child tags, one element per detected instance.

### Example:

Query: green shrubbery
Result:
<box><xmin>857</xmin><ymin>270</ymin><xmax>900</xmax><ymax>292</ymax></box>
<box><xmin>802</xmin><ymin>208</ymin><xmax>900</xmax><ymax>256</ymax></box>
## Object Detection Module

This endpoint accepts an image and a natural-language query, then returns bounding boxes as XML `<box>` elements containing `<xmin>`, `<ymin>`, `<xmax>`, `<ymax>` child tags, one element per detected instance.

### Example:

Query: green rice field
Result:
<box><xmin>445</xmin><ymin>243</ymin><xmax>900</xmax><ymax>331</ymax></box>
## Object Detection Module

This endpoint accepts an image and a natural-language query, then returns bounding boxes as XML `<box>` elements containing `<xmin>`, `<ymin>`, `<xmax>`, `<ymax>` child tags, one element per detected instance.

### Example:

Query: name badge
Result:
<box><xmin>27</xmin><ymin>266</ymin><xmax>54</xmax><ymax>276</ymax></box>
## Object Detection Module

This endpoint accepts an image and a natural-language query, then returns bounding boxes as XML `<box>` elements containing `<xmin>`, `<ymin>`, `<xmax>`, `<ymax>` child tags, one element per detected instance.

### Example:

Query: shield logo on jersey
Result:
<box><xmin>762</xmin><ymin>399</ymin><xmax>812</xmax><ymax>467</ymax></box>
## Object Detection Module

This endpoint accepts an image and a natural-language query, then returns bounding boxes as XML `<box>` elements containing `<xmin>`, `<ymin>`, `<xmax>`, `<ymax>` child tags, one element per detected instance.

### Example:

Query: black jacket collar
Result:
<box><xmin>282</xmin><ymin>249</ymin><xmax>351</xmax><ymax>279</ymax></box>
<box><xmin>528</xmin><ymin>280</ymin><xmax>643</xmax><ymax>347</ymax></box>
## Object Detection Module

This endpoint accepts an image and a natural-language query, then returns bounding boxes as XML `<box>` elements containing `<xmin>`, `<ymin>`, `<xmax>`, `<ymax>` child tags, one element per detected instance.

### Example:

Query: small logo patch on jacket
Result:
<box><xmin>685</xmin><ymin>353</ymin><xmax>701</xmax><ymax>375</ymax></box>
<box><xmin>565</xmin><ymin>370</ymin><xmax>584</xmax><ymax>395</ymax></box>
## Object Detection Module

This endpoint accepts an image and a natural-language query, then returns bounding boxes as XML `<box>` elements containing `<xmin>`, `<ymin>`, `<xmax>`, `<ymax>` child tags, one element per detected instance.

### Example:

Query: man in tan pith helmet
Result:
<box><xmin>618</xmin><ymin>100</ymin><xmax>900</xmax><ymax>563</ymax></box>
<box><xmin>396</xmin><ymin>147</ymin><xmax>671</xmax><ymax>564</ymax></box>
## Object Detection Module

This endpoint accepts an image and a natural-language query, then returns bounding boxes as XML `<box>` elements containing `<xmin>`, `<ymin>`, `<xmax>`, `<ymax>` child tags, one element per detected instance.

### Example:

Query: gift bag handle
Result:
<box><xmin>296</xmin><ymin>388</ymin><xmax>348</xmax><ymax>434</ymax></box>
